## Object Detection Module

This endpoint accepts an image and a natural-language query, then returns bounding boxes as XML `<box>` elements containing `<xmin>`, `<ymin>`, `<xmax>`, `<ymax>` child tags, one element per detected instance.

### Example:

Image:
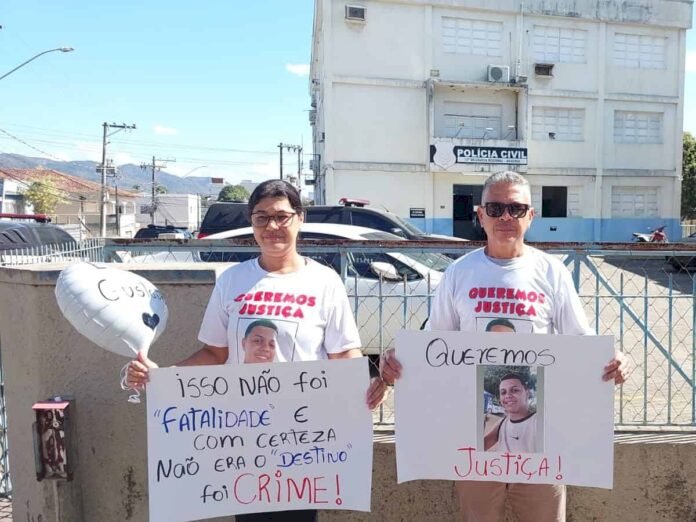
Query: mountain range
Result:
<box><xmin>0</xmin><ymin>153</ymin><xmax>219</xmax><ymax>195</ymax></box>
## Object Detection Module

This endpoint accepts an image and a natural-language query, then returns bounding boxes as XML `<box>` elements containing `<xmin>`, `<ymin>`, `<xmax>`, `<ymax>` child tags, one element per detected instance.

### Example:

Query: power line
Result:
<box><xmin>0</xmin><ymin>127</ymin><xmax>66</xmax><ymax>162</ymax></box>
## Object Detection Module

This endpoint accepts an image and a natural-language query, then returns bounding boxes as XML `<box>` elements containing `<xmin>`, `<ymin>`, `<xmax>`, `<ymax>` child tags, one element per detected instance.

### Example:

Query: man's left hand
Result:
<box><xmin>603</xmin><ymin>352</ymin><xmax>630</xmax><ymax>385</ymax></box>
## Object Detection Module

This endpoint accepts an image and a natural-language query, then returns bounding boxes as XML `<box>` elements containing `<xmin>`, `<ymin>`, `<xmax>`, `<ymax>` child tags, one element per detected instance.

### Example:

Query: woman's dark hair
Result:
<box><xmin>247</xmin><ymin>180</ymin><xmax>303</xmax><ymax>216</ymax></box>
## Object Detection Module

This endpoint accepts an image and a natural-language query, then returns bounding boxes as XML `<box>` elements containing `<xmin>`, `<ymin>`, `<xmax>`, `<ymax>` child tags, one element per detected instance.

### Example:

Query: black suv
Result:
<box><xmin>0</xmin><ymin>220</ymin><xmax>76</xmax><ymax>252</ymax></box>
<box><xmin>134</xmin><ymin>224</ymin><xmax>193</xmax><ymax>239</ymax></box>
<box><xmin>198</xmin><ymin>200</ymin><xmax>457</xmax><ymax>240</ymax></box>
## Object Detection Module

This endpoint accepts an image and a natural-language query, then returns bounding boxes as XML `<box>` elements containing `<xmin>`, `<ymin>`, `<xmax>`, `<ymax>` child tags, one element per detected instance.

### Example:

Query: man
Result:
<box><xmin>485</xmin><ymin>318</ymin><xmax>516</xmax><ymax>333</ymax></box>
<box><xmin>240</xmin><ymin>319</ymin><xmax>278</xmax><ymax>364</ymax></box>
<box><xmin>381</xmin><ymin>170</ymin><xmax>628</xmax><ymax>521</ymax></box>
<box><xmin>484</xmin><ymin>373</ymin><xmax>536</xmax><ymax>453</ymax></box>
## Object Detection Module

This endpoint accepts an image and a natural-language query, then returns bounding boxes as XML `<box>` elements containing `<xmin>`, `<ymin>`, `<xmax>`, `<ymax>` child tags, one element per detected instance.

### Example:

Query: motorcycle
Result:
<box><xmin>632</xmin><ymin>225</ymin><xmax>668</xmax><ymax>243</ymax></box>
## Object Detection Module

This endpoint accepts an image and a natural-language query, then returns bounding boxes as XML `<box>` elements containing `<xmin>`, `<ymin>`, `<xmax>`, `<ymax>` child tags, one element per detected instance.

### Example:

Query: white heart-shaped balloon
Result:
<box><xmin>55</xmin><ymin>262</ymin><xmax>168</xmax><ymax>358</ymax></box>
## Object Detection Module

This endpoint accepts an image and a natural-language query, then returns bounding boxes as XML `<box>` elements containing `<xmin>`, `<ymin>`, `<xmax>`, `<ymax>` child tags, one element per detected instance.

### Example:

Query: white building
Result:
<box><xmin>310</xmin><ymin>0</ymin><xmax>692</xmax><ymax>241</ymax></box>
<box><xmin>136</xmin><ymin>193</ymin><xmax>201</xmax><ymax>231</ymax></box>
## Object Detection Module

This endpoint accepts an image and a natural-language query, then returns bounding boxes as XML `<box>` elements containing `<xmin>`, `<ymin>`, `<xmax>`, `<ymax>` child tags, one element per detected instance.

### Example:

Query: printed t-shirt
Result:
<box><xmin>198</xmin><ymin>258</ymin><xmax>361</xmax><ymax>364</ymax></box>
<box><xmin>428</xmin><ymin>247</ymin><xmax>592</xmax><ymax>335</ymax></box>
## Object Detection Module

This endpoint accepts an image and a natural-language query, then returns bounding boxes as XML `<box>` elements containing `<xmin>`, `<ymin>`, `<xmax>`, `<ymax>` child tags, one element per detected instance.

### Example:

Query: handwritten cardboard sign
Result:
<box><xmin>147</xmin><ymin>358</ymin><xmax>373</xmax><ymax>522</ymax></box>
<box><xmin>395</xmin><ymin>331</ymin><xmax>615</xmax><ymax>488</ymax></box>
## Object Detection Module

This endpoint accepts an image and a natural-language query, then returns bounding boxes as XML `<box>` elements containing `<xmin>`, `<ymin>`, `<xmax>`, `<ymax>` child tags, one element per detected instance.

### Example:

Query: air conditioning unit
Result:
<box><xmin>487</xmin><ymin>65</ymin><xmax>510</xmax><ymax>83</ymax></box>
<box><xmin>534</xmin><ymin>63</ymin><xmax>554</xmax><ymax>77</ymax></box>
<box><xmin>308</xmin><ymin>109</ymin><xmax>317</xmax><ymax>125</ymax></box>
<box><xmin>345</xmin><ymin>5</ymin><xmax>366</xmax><ymax>22</ymax></box>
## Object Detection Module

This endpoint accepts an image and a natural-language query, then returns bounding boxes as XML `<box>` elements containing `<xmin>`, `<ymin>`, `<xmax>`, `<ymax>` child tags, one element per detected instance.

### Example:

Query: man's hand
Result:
<box><xmin>379</xmin><ymin>349</ymin><xmax>402</xmax><ymax>385</ymax></box>
<box><xmin>365</xmin><ymin>377</ymin><xmax>387</xmax><ymax>410</ymax></box>
<box><xmin>603</xmin><ymin>352</ymin><xmax>629</xmax><ymax>385</ymax></box>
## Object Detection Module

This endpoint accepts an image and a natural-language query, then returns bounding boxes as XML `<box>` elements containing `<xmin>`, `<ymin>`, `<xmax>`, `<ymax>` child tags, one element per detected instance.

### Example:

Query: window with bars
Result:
<box><xmin>613</xmin><ymin>33</ymin><xmax>666</xmax><ymax>69</ymax></box>
<box><xmin>441</xmin><ymin>17</ymin><xmax>503</xmax><ymax>57</ymax></box>
<box><xmin>531</xmin><ymin>107</ymin><xmax>584</xmax><ymax>141</ymax></box>
<box><xmin>441</xmin><ymin>102</ymin><xmax>502</xmax><ymax>139</ymax></box>
<box><xmin>611</xmin><ymin>186</ymin><xmax>659</xmax><ymax>217</ymax></box>
<box><xmin>613</xmin><ymin>111</ymin><xmax>662</xmax><ymax>144</ymax></box>
<box><xmin>533</xmin><ymin>25</ymin><xmax>587</xmax><ymax>64</ymax></box>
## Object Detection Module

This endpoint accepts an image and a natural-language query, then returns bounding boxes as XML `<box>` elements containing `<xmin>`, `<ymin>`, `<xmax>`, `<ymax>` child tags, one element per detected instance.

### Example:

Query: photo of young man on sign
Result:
<box><xmin>480</xmin><ymin>366</ymin><xmax>544</xmax><ymax>454</ymax></box>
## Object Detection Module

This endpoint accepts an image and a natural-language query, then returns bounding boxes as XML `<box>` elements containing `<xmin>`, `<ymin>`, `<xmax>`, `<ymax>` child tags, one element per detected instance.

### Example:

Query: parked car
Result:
<box><xmin>201</xmin><ymin>223</ymin><xmax>452</xmax><ymax>359</ymax></box>
<box><xmin>198</xmin><ymin>199</ymin><xmax>466</xmax><ymax>242</ymax></box>
<box><xmin>667</xmin><ymin>233</ymin><xmax>696</xmax><ymax>270</ymax></box>
<box><xmin>0</xmin><ymin>219</ymin><xmax>77</xmax><ymax>265</ymax></box>
<box><xmin>134</xmin><ymin>224</ymin><xmax>193</xmax><ymax>239</ymax></box>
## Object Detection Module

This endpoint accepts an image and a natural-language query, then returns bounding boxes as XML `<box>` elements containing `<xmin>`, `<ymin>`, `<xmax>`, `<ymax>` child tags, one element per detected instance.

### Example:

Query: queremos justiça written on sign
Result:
<box><xmin>429</xmin><ymin>144</ymin><xmax>528</xmax><ymax>166</ymax></box>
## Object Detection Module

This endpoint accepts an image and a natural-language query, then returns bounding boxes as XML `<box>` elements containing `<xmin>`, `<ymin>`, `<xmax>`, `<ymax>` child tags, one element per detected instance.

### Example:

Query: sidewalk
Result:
<box><xmin>0</xmin><ymin>498</ymin><xmax>11</xmax><ymax>521</ymax></box>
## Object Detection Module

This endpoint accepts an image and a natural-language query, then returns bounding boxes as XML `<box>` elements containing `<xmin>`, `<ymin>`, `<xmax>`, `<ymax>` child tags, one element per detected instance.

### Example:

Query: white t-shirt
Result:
<box><xmin>428</xmin><ymin>247</ymin><xmax>592</xmax><ymax>335</ymax></box>
<box><xmin>496</xmin><ymin>413</ymin><xmax>537</xmax><ymax>453</ymax></box>
<box><xmin>198</xmin><ymin>258</ymin><xmax>362</xmax><ymax>364</ymax></box>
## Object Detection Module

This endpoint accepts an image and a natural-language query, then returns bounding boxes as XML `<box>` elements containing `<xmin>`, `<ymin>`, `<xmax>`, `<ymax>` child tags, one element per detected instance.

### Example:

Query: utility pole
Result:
<box><xmin>278</xmin><ymin>143</ymin><xmax>301</xmax><ymax>184</ymax></box>
<box><xmin>98</xmin><ymin>122</ymin><xmax>136</xmax><ymax>236</ymax></box>
<box><xmin>140</xmin><ymin>156</ymin><xmax>176</xmax><ymax>225</ymax></box>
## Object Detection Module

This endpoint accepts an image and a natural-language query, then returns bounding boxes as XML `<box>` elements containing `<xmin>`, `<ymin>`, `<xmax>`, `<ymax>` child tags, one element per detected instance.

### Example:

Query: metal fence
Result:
<box><xmin>6</xmin><ymin>238</ymin><xmax>696</xmax><ymax>430</ymax></box>
<box><xmin>0</xmin><ymin>238</ymin><xmax>105</xmax><ymax>267</ymax></box>
<box><xmin>97</xmin><ymin>239</ymin><xmax>696</xmax><ymax>430</ymax></box>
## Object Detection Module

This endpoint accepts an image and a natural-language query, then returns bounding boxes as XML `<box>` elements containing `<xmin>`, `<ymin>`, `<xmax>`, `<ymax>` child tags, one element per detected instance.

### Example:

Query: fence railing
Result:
<box><xmin>8</xmin><ymin>238</ymin><xmax>696</xmax><ymax>429</ymax></box>
<box><xmin>0</xmin><ymin>238</ymin><xmax>104</xmax><ymax>267</ymax></box>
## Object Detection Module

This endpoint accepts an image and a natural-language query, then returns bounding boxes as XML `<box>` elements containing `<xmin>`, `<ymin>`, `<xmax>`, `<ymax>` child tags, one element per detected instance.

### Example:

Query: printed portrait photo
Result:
<box><xmin>476</xmin><ymin>317</ymin><xmax>534</xmax><ymax>334</ymax></box>
<box><xmin>233</xmin><ymin>318</ymin><xmax>299</xmax><ymax>364</ymax></box>
<box><xmin>477</xmin><ymin>364</ymin><xmax>544</xmax><ymax>454</ymax></box>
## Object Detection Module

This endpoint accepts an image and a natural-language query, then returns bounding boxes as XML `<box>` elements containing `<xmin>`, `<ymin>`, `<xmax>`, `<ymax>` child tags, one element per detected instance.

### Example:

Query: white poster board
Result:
<box><xmin>147</xmin><ymin>358</ymin><xmax>373</xmax><ymax>522</ymax></box>
<box><xmin>395</xmin><ymin>331</ymin><xmax>615</xmax><ymax>488</ymax></box>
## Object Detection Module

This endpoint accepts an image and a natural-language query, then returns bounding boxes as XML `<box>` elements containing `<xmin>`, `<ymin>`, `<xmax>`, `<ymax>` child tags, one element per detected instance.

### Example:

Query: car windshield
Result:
<box><xmin>391</xmin><ymin>215</ymin><xmax>424</xmax><ymax>235</ymax></box>
<box><xmin>400</xmin><ymin>251</ymin><xmax>452</xmax><ymax>272</ymax></box>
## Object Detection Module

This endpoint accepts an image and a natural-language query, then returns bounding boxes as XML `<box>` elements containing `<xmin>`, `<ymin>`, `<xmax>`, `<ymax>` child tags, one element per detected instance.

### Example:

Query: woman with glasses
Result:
<box><xmin>127</xmin><ymin>179</ymin><xmax>385</xmax><ymax>522</ymax></box>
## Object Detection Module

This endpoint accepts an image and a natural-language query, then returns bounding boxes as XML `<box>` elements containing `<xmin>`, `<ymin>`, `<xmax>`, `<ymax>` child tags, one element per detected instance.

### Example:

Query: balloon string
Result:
<box><xmin>119</xmin><ymin>362</ymin><xmax>142</xmax><ymax>404</ymax></box>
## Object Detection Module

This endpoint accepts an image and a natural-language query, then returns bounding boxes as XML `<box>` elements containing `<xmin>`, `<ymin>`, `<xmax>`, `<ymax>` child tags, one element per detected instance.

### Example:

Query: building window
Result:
<box><xmin>441</xmin><ymin>102</ymin><xmax>502</xmax><ymax>139</ymax></box>
<box><xmin>611</xmin><ymin>186</ymin><xmax>659</xmax><ymax>217</ymax></box>
<box><xmin>614</xmin><ymin>111</ymin><xmax>662</xmax><ymax>144</ymax></box>
<box><xmin>441</xmin><ymin>17</ymin><xmax>502</xmax><ymax>57</ymax></box>
<box><xmin>531</xmin><ymin>107</ymin><xmax>584</xmax><ymax>141</ymax></box>
<box><xmin>533</xmin><ymin>25</ymin><xmax>587</xmax><ymax>64</ymax></box>
<box><xmin>541</xmin><ymin>187</ymin><xmax>568</xmax><ymax>217</ymax></box>
<box><xmin>614</xmin><ymin>33</ymin><xmax>666</xmax><ymax>69</ymax></box>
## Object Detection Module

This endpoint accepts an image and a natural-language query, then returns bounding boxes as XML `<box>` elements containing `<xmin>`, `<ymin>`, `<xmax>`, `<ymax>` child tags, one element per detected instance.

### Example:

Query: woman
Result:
<box><xmin>127</xmin><ymin>179</ymin><xmax>385</xmax><ymax>522</ymax></box>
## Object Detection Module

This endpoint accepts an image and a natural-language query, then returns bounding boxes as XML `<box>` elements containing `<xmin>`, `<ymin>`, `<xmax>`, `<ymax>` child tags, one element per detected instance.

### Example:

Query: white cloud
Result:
<box><xmin>153</xmin><ymin>125</ymin><xmax>178</xmax><ymax>136</ymax></box>
<box><xmin>285</xmin><ymin>63</ymin><xmax>310</xmax><ymax>76</ymax></box>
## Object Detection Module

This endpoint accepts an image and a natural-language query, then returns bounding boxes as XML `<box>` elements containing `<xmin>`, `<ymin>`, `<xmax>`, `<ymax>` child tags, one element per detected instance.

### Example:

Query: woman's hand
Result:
<box><xmin>126</xmin><ymin>352</ymin><xmax>159</xmax><ymax>390</ymax></box>
<box><xmin>379</xmin><ymin>349</ymin><xmax>402</xmax><ymax>386</ymax></box>
<box><xmin>366</xmin><ymin>376</ymin><xmax>387</xmax><ymax>410</ymax></box>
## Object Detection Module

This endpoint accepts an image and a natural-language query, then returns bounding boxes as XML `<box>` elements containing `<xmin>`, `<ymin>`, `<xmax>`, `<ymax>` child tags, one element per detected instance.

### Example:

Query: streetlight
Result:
<box><xmin>0</xmin><ymin>47</ymin><xmax>74</xmax><ymax>82</ymax></box>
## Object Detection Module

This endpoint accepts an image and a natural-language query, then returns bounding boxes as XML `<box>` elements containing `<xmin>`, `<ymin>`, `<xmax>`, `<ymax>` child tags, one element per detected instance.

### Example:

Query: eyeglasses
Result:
<box><xmin>250</xmin><ymin>212</ymin><xmax>298</xmax><ymax>228</ymax></box>
<box><xmin>483</xmin><ymin>202</ymin><xmax>530</xmax><ymax>219</ymax></box>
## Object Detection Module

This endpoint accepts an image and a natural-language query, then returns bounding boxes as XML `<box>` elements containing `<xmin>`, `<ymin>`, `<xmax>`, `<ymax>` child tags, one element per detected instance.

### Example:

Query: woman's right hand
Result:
<box><xmin>126</xmin><ymin>352</ymin><xmax>159</xmax><ymax>390</ymax></box>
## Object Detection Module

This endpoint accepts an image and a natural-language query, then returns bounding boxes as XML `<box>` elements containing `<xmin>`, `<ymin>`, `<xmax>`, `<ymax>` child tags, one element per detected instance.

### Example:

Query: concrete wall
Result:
<box><xmin>2</xmin><ymin>264</ymin><xmax>696</xmax><ymax>521</ymax></box>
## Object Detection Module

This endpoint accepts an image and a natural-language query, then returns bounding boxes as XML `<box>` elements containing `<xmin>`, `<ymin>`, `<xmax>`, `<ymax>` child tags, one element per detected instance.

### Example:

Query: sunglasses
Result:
<box><xmin>483</xmin><ymin>202</ymin><xmax>530</xmax><ymax>219</ymax></box>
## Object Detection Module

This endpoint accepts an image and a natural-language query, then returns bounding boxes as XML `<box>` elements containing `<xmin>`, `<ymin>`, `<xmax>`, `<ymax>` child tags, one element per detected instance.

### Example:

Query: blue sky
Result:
<box><xmin>0</xmin><ymin>1</ymin><xmax>315</xmax><ymax>184</ymax></box>
<box><xmin>1</xmin><ymin>2</ymin><xmax>695</xmax><ymax>186</ymax></box>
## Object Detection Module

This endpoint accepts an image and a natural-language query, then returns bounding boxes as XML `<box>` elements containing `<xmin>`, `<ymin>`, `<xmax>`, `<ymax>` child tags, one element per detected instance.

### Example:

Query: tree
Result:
<box><xmin>682</xmin><ymin>132</ymin><xmax>696</xmax><ymax>219</ymax></box>
<box><xmin>218</xmin><ymin>184</ymin><xmax>249</xmax><ymax>202</ymax></box>
<box><xmin>132</xmin><ymin>184</ymin><xmax>142</xmax><ymax>191</ymax></box>
<box><xmin>155</xmin><ymin>185</ymin><xmax>168</xmax><ymax>194</ymax></box>
<box><xmin>22</xmin><ymin>178</ymin><xmax>65</xmax><ymax>214</ymax></box>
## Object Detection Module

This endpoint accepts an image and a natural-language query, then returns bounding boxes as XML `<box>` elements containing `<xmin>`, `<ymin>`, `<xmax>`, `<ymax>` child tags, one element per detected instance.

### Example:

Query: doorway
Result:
<box><xmin>453</xmin><ymin>184</ymin><xmax>484</xmax><ymax>239</ymax></box>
